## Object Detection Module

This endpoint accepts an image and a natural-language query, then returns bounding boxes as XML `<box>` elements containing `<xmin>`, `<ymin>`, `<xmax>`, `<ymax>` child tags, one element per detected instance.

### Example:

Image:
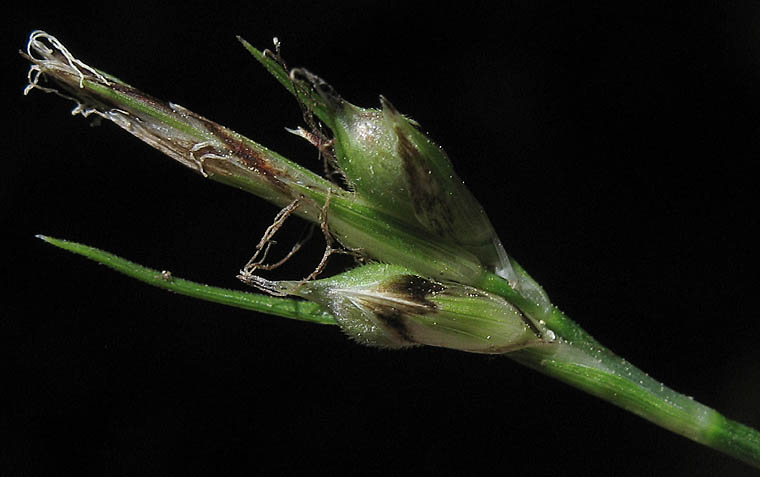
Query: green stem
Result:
<box><xmin>36</xmin><ymin>235</ymin><xmax>337</xmax><ymax>326</ymax></box>
<box><xmin>512</xmin><ymin>344</ymin><xmax>760</xmax><ymax>468</ymax></box>
<box><xmin>479</xmin><ymin>270</ymin><xmax>760</xmax><ymax>468</ymax></box>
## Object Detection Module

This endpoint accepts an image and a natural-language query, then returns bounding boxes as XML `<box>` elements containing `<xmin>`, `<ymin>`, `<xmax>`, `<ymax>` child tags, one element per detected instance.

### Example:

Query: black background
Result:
<box><xmin>5</xmin><ymin>2</ymin><xmax>760</xmax><ymax>476</ymax></box>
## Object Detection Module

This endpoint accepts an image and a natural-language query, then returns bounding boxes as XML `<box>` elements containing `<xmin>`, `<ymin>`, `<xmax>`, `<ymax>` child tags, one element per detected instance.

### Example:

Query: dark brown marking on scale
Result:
<box><xmin>387</xmin><ymin>275</ymin><xmax>445</xmax><ymax>307</ymax></box>
<box><xmin>86</xmin><ymin>80</ymin><xmax>290</xmax><ymax>194</ymax></box>
<box><xmin>396</xmin><ymin>128</ymin><xmax>457</xmax><ymax>238</ymax></box>
<box><xmin>373</xmin><ymin>307</ymin><xmax>414</xmax><ymax>343</ymax></box>
<box><xmin>201</xmin><ymin>120</ymin><xmax>289</xmax><ymax>192</ymax></box>
<box><xmin>369</xmin><ymin>275</ymin><xmax>446</xmax><ymax>342</ymax></box>
<box><xmin>366</xmin><ymin>275</ymin><xmax>446</xmax><ymax>343</ymax></box>
<box><xmin>373</xmin><ymin>274</ymin><xmax>445</xmax><ymax>313</ymax></box>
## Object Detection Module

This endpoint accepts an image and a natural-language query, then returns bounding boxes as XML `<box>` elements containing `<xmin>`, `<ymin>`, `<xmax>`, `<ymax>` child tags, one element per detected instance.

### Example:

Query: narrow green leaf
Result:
<box><xmin>36</xmin><ymin>235</ymin><xmax>338</xmax><ymax>325</ymax></box>
<box><xmin>237</xmin><ymin>36</ymin><xmax>332</xmax><ymax>121</ymax></box>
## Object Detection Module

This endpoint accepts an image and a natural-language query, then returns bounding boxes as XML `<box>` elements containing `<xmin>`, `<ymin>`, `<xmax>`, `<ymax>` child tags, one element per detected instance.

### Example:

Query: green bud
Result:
<box><xmin>282</xmin><ymin>66</ymin><xmax>551</xmax><ymax>310</ymax></box>
<box><xmin>295</xmin><ymin>69</ymin><xmax>516</xmax><ymax>279</ymax></box>
<box><xmin>239</xmin><ymin>40</ymin><xmax>520</xmax><ymax>285</ymax></box>
<box><xmin>243</xmin><ymin>264</ymin><xmax>545</xmax><ymax>354</ymax></box>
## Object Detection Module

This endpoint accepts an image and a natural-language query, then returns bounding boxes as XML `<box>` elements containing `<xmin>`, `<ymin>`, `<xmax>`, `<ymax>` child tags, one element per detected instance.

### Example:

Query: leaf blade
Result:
<box><xmin>36</xmin><ymin>235</ymin><xmax>338</xmax><ymax>325</ymax></box>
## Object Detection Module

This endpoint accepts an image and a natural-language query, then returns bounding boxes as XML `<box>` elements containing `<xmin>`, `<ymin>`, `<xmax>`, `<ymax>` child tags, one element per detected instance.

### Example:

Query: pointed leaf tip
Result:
<box><xmin>36</xmin><ymin>234</ymin><xmax>57</xmax><ymax>245</ymax></box>
<box><xmin>33</xmin><ymin>234</ymin><xmax>338</xmax><ymax>325</ymax></box>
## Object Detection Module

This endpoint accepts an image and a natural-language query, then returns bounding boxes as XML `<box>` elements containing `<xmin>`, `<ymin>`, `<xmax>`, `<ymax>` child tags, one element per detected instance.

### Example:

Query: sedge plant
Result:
<box><xmin>21</xmin><ymin>30</ymin><xmax>760</xmax><ymax>469</ymax></box>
